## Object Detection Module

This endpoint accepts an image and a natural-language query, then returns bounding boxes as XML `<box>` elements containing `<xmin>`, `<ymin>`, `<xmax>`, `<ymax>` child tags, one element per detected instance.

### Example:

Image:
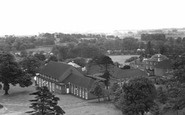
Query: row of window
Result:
<box><xmin>36</xmin><ymin>77</ymin><xmax>59</xmax><ymax>92</ymax></box>
<box><xmin>70</xmin><ymin>83</ymin><xmax>88</xmax><ymax>99</ymax></box>
<box><xmin>145</xmin><ymin>61</ymin><xmax>156</xmax><ymax>65</ymax></box>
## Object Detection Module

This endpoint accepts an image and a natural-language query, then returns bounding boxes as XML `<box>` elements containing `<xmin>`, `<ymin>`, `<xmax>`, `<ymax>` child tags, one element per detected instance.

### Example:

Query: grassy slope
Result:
<box><xmin>0</xmin><ymin>85</ymin><xmax>122</xmax><ymax>115</ymax></box>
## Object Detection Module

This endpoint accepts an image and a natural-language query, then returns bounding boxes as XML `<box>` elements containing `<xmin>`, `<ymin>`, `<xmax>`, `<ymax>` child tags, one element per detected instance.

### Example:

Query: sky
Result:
<box><xmin>0</xmin><ymin>0</ymin><xmax>185</xmax><ymax>35</ymax></box>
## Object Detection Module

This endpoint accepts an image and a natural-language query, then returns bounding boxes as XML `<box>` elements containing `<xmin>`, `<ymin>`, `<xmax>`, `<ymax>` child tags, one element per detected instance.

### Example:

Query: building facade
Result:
<box><xmin>35</xmin><ymin>61</ymin><xmax>96</xmax><ymax>100</ymax></box>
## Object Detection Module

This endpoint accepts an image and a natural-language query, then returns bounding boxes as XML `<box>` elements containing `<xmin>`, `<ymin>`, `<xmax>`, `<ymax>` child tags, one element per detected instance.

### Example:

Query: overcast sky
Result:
<box><xmin>0</xmin><ymin>0</ymin><xmax>185</xmax><ymax>35</ymax></box>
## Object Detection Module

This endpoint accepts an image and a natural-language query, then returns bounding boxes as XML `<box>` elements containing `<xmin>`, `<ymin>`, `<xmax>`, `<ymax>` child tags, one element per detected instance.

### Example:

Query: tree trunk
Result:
<box><xmin>141</xmin><ymin>111</ymin><xmax>144</xmax><ymax>115</ymax></box>
<box><xmin>3</xmin><ymin>82</ymin><xmax>10</xmax><ymax>95</ymax></box>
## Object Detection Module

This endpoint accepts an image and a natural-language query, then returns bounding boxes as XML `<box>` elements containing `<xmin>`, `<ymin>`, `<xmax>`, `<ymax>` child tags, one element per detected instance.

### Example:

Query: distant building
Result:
<box><xmin>86</xmin><ymin>63</ymin><xmax>148</xmax><ymax>83</ymax></box>
<box><xmin>154</xmin><ymin>59</ymin><xmax>173</xmax><ymax>77</ymax></box>
<box><xmin>35</xmin><ymin>61</ymin><xmax>96</xmax><ymax>100</ymax></box>
<box><xmin>145</xmin><ymin>54</ymin><xmax>168</xmax><ymax>70</ymax></box>
<box><xmin>130</xmin><ymin>54</ymin><xmax>171</xmax><ymax>77</ymax></box>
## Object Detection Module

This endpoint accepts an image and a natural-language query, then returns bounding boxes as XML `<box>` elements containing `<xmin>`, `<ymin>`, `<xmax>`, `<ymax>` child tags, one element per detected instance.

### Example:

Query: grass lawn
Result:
<box><xmin>0</xmin><ymin>85</ymin><xmax>122</xmax><ymax>115</ymax></box>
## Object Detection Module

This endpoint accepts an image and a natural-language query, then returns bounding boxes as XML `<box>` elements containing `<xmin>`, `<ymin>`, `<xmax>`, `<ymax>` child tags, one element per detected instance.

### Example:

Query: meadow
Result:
<box><xmin>109</xmin><ymin>55</ymin><xmax>139</xmax><ymax>65</ymax></box>
<box><xmin>0</xmin><ymin>85</ymin><xmax>122</xmax><ymax>115</ymax></box>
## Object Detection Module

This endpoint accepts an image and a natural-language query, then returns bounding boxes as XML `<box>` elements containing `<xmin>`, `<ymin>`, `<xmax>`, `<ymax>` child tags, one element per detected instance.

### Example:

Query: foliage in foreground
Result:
<box><xmin>27</xmin><ymin>86</ymin><xmax>65</xmax><ymax>115</ymax></box>
<box><xmin>0</xmin><ymin>52</ymin><xmax>32</xmax><ymax>95</ymax></box>
<box><xmin>90</xmin><ymin>80</ymin><xmax>105</xmax><ymax>102</ymax></box>
<box><xmin>114</xmin><ymin>77</ymin><xmax>157</xmax><ymax>115</ymax></box>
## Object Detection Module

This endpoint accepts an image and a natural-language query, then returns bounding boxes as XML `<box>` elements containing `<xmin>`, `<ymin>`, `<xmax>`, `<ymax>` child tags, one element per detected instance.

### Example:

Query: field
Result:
<box><xmin>109</xmin><ymin>55</ymin><xmax>139</xmax><ymax>65</ymax></box>
<box><xmin>0</xmin><ymin>85</ymin><xmax>122</xmax><ymax>115</ymax></box>
<box><xmin>26</xmin><ymin>46</ymin><xmax>53</xmax><ymax>53</ymax></box>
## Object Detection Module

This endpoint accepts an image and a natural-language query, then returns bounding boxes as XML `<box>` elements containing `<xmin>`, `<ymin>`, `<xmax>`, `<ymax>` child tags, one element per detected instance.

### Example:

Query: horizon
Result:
<box><xmin>0</xmin><ymin>0</ymin><xmax>185</xmax><ymax>36</ymax></box>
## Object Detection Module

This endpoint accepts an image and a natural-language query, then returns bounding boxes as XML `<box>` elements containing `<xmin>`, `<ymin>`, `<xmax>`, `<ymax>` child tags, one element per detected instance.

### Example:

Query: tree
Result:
<box><xmin>90</xmin><ymin>55</ymin><xmax>114</xmax><ymax>89</ymax></box>
<box><xmin>120</xmin><ymin>77</ymin><xmax>157</xmax><ymax>115</ymax></box>
<box><xmin>90</xmin><ymin>80</ymin><xmax>105</xmax><ymax>102</ymax></box>
<box><xmin>156</xmin><ymin>86</ymin><xmax>168</xmax><ymax>104</ymax></box>
<box><xmin>27</xmin><ymin>86</ymin><xmax>65</xmax><ymax>115</ymax></box>
<box><xmin>161</xmin><ymin>56</ymin><xmax>185</xmax><ymax>114</ymax></box>
<box><xmin>121</xmin><ymin>65</ymin><xmax>131</xmax><ymax>69</ymax></box>
<box><xmin>46</xmin><ymin>55</ymin><xmax>58</xmax><ymax>62</ymax></box>
<box><xmin>0</xmin><ymin>52</ymin><xmax>32</xmax><ymax>95</ymax></box>
<box><xmin>145</xmin><ymin>41</ymin><xmax>154</xmax><ymax>58</ymax></box>
<box><xmin>34</xmin><ymin>53</ymin><xmax>46</xmax><ymax>61</ymax></box>
<box><xmin>20</xmin><ymin>56</ymin><xmax>42</xmax><ymax>76</ymax></box>
<box><xmin>173</xmin><ymin>55</ymin><xmax>185</xmax><ymax>82</ymax></box>
<box><xmin>125</xmin><ymin>56</ymin><xmax>138</xmax><ymax>63</ymax></box>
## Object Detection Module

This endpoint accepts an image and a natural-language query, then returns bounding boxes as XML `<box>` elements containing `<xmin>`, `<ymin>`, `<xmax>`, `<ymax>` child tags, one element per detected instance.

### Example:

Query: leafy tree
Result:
<box><xmin>20</xmin><ymin>50</ymin><xmax>28</xmax><ymax>57</ymax></box>
<box><xmin>125</xmin><ymin>56</ymin><xmax>138</xmax><ymax>63</ymax></box>
<box><xmin>0</xmin><ymin>52</ymin><xmax>32</xmax><ymax>95</ymax></box>
<box><xmin>161</xmin><ymin>55</ymin><xmax>185</xmax><ymax>114</ymax></box>
<box><xmin>156</xmin><ymin>87</ymin><xmax>168</xmax><ymax>104</ymax></box>
<box><xmin>173</xmin><ymin>55</ymin><xmax>185</xmax><ymax>82</ymax></box>
<box><xmin>110</xmin><ymin>82</ymin><xmax>121</xmax><ymax>101</ymax></box>
<box><xmin>34</xmin><ymin>53</ymin><xmax>46</xmax><ymax>61</ymax></box>
<box><xmin>72</xmin><ymin>57</ymin><xmax>86</xmax><ymax>67</ymax></box>
<box><xmin>145</xmin><ymin>41</ymin><xmax>154</xmax><ymax>57</ymax></box>
<box><xmin>46</xmin><ymin>55</ymin><xmax>58</xmax><ymax>62</ymax></box>
<box><xmin>20</xmin><ymin>56</ymin><xmax>42</xmax><ymax>76</ymax></box>
<box><xmin>110</xmin><ymin>82</ymin><xmax>121</xmax><ymax>95</ymax></box>
<box><xmin>120</xmin><ymin>77</ymin><xmax>157</xmax><ymax>115</ymax></box>
<box><xmin>90</xmin><ymin>55</ymin><xmax>114</xmax><ymax>89</ymax></box>
<box><xmin>121</xmin><ymin>65</ymin><xmax>131</xmax><ymax>69</ymax></box>
<box><xmin>90</xmin><ymin>80</ymin><xmax>105</xmax><ymax>102</ymax></box>
<box><xmin>27</xmin><ymin>86</ymin><xmax>65</xmax><ymax>115</ymax></box>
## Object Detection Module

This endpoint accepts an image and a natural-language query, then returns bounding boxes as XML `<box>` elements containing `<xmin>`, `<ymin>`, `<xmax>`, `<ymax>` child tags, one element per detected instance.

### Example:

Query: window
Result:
<box><xmin>85</xmin><ymin>88</ymin><xmax>88</xmax><ymax>99</ymax></box>
<box><xmin>66</xmin><ymin>84</ymin><xmax>69</xmax><ymax>94</ymax></box>
<box><xmin>79</xmin><ymin>87</ymin><xmax>81</xmax><ymax>97</ymax></box>
<box><xmin>76</xmin><ymin>86</ymin><xmax>78</xmax><ymax>96</ymax></box>
<box><xmin>37</xmin><ymin>77</ymin><xmax>39</xmax><ymax>85</ymax></box>
<box><xmin>82</xmin><ymin>88</ymin><xmax>84</xmax><ymax>98</ymax></box>
<box><xmin>71</xmin><ymin>84</ymin><xmax>73</xmax><ymax>93</ymax></box>
<box><xmin>49</xmin><ymin>82</ymin><xmax>52</xmax><ymax>92</ymax></box>
<box><xmin>52</xmin><ymin>83</ymin><xmax>55</xmax><ymax>92</ymax></box>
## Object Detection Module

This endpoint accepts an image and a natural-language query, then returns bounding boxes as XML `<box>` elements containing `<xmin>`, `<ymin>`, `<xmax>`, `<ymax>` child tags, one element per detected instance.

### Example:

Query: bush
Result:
<box><xmin>125</xmin><ymin>56</ymin><xmax>138</xmax><ymax>63</ymax></box>
<box><xmin>0</xmin><ymin>104</ymin><xmax>3</xmax><ymax>109</ymax></box>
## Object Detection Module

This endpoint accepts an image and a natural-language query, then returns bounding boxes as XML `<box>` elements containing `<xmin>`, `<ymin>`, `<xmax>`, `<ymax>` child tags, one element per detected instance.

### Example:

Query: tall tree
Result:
<box><xmin>120</xmin><ymin>77</ymin><xmax>157</xmax><ymax>115</ymax></box>
<box><xmin>90</xmin><ymin>80</ymin><xmax>105</xmax><ymax>102</ymax></box>
<box><xmin>27</xmin><ymin>86</ymin><xmax>65</xmax><ymax>115</ymax></box>
<box><xmin>90</xmin><ymin>55</ymin><xmax>114</xmax><ymax>89</ymax></box>
<box><xmin>0</xmin><ymin>52</ymin><xmax>32</xmax><ymax>95</ymax></box>
<box><xmin>145</xmin><ymin>41</ymin><xmax>154</xmax><ymax>58</ymax></box>
<box><xmin>20</xmin><ymin>56</ymin><xmax>42</xmax><ymax>76</ymax></box>
<box><xmin>173</xmin><ymin>55</ymin><xmax>185</xmax><ymax>82</ymax></box>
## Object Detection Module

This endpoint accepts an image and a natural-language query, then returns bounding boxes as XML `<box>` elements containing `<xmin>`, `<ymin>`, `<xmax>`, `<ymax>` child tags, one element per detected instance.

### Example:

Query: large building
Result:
<box><xmin>35</xmin><ymin>61</ymin><xmax>96</xmax><ymax>100</ymax></box>
<box><xmin>154</xmin><ymin>59</ymin><xmax>173</xmax><ymax>77</ymax></box>
<box><xmin>129</xmin><ymin>54</ymin><xmax>172</xmax><ymax>77</ymax></box>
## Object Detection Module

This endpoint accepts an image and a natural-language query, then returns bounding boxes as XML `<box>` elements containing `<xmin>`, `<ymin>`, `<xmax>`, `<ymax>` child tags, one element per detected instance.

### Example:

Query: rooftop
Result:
<box><xmin>154</xmin><ymin>59</ymin><xmax>173</xmax><ymax>69</ymax></box>
<box><xmin>63</xmin><ymin>73</ymin><xmax>95</xmax><ymax>89</ymax></box>
<box><xmin>40</xmin><ymin>61</ymin><xmax>72</xmax><ymax>80</ymax></box>
<box><xmin>149</xmin><ymin>54</ymin><xmax>168</xmax><ymax>62</ymax></box>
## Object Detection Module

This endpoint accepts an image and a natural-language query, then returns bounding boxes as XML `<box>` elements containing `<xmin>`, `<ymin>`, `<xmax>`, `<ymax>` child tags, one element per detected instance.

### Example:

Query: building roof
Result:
<box><xmin>68</xmin><ymin>62</ymin><xmax>81</xmax><ymax>68</ymax></box>
<box><xmin>40</xmin><ymin>61</ymin><xmax>72</xmax><ymax>80</ymax></box>
<box><xmin>86</xmin><ymin>73</ymin><xmax>106</xmax><ymax>81</ymax></box>
<box><xmin>112</xmin><ymin>68</ymin><xmax>148</xmax><ymax>79</ymax></box>
<box><xmin>149</xmin><ymin>54</ymin><xmax>168</xmax><ymax>62</ymax></box>
<box><xmin>63</xmin><ymin>73</ymin><xmax>95</xmax><ymax>89</ymax></box>
<box><xmin>154</xmin><ymin>60</ymin><xmax>172</xmax><ymax>69</ymax></box>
